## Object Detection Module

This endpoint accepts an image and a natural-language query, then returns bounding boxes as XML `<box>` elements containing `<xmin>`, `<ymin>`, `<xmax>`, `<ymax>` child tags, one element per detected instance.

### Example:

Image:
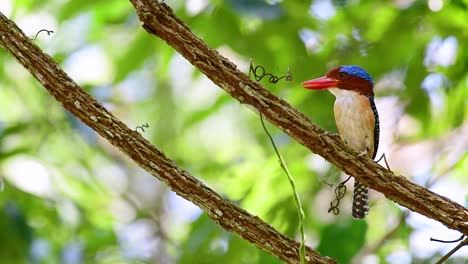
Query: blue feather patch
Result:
<box><xmin>340</xmin><ymin>65</ymin><xmax>374</xmax><ymax>85</ymax></box>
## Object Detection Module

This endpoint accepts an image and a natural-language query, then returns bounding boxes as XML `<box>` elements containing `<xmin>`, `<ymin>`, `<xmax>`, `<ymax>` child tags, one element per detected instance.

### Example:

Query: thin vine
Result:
<box><xmin>249</xmin><ymin>61</ymin><xmax>306</xmax><ymax>264</ymax></box>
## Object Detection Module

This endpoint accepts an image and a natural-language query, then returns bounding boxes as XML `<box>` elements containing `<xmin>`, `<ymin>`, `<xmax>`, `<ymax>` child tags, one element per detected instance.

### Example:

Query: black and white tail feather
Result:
<box><xmin>352</xmin><ymin>181</ymin><xmax>369</xmax><ymax>219</ymax></box>
<box><xmin>352</xmin><ymin>96</ymin><xmax>379</xmax><ymax>219</ymax></box>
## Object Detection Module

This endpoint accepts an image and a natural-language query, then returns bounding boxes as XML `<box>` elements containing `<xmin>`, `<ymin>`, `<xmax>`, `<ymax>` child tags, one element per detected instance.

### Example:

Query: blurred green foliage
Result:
<box><xmin>1</xmin><ymin>0</ymin><xmax>467</xmax><ymax>263</ymax></box>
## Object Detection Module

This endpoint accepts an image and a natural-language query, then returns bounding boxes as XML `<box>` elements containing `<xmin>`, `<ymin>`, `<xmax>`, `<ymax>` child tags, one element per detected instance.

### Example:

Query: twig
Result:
<box><xmin>327</xmin><ymin>152</ymin><xmax>390</xmax><ymax>215</ymax></box>
<box><xmin>129</xmin><ymin>0</ymin><xmax>468</xmax><ymax>236</ymax></box>
<box><xmin>249</xmin><ymin>60</ymin><xmax>293</xmax><ymax>83</ymax></box>
<box><xmin>430</xmin><ymin>235</ymin><xmax>465</xmax><ymax>244</ymax></box>
<box><xmin>434</xmin><ymin>236</ymin><xmax>468</xmax><ymax>264</ymax></box>
<box><xmin>249</xmin><ymin>61</ymin><xmax>305</xmax><ymax>263</ymax></box>
<box><xmin>375</xmin><ymin>153</ymin><xmax>391</xmax><ymax>171</ymax></box>
<box><xmin>327</xmin><ymin>176</ymin><xmax>351</xmax><ymax>215</ymax></box>
<box><xmin>135</xmin><ymin>123</ymin><xmax>150</xmax><ymax>132</ymax></box>
<box><xmin>31</xmin><ymin>29</ymin><xmax>54</xmax><ymax>40</ymax></box>
<box><xmin>353</xmin><ymin>142</ymin><xmax>467</xmax><ymax>263</ymax></box>
<box><xmin>260</xmin><ymin>113</ymin><xmax>307</xmax><ymax>264</ymax></box>
<box><xmin>0</xmin><ymin>11</ymin><xmax>336</xmax><ymax>264</ymax></box>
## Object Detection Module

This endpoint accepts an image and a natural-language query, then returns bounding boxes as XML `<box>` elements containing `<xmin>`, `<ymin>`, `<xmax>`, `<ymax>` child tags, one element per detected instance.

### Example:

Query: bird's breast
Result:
<box><xmin>330</xmin><ymin>89</ymin><xmax>376</xmax><ymax>155</ymax></box>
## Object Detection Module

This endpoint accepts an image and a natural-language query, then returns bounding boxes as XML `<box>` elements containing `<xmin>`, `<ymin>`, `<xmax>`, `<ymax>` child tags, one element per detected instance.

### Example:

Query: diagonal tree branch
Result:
<box><xmin>0</xmin><ymin>12</ymin><xmax>336</xmax><ymax>264</ymax></box>
<box><xmin>128</xmin><ymin>0</ymin><xmax>468</xmax><ymax>235</ymax></box>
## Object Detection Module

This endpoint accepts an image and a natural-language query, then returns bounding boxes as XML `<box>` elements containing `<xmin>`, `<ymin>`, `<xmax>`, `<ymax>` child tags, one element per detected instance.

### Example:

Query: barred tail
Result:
<box><xmin>352</xmin><ymin>180</ymin><xmax>369</xmax><ymax>219</ymax></box>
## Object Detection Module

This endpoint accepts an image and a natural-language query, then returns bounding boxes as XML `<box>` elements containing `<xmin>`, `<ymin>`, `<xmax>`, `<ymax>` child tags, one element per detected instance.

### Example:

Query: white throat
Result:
<box><xmin>328</xmin><ymin>88</ymin><xmax>360</xmax><ymax>98</ymax></box>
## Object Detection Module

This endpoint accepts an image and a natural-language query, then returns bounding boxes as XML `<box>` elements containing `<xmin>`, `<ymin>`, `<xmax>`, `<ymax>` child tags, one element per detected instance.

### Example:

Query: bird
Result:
<box><xmin>302</xmin><ymin>65</ymin><xmax>379</xmax><ymax>219</ymax></box>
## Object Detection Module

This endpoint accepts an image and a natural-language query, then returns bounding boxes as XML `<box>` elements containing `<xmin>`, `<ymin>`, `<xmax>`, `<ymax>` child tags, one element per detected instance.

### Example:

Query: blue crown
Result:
<box><xmin>339</xmin><ymin>65</ymin><xmax>374</xmax><ymax>85</ymax></box>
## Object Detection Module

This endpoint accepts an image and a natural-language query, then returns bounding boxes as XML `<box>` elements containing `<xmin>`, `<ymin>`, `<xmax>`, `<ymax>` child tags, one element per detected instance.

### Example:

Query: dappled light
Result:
<box><xmin>0</xmin><ymin>0</ymin><xmax>467</xmax><ymax>263</ymax></box>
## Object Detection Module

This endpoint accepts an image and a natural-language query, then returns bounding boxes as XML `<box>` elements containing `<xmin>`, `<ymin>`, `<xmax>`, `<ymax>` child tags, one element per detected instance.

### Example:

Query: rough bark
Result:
<box><xmin>0</xmin><ymin>12</ymin><xmax>336</xmax><ymax>264</ymax></box>
<box><xmin>128</xmin><ymin>0</ymin><xmax>468</xmax><ymax>235</ymax></box>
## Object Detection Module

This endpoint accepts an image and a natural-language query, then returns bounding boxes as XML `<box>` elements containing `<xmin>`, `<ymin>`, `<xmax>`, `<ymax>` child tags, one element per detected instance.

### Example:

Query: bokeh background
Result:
<box><xmin>0</xmin><ymin>0</ymin><xmax>467</xmax><ymax>263</ymax></box>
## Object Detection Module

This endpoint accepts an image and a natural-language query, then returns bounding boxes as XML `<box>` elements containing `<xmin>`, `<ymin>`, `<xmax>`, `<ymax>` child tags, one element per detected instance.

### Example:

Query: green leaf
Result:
<box><xmin>317</xmin><ymin>220</ymin><xmax>367</xmax><ymax>263</ymax></box>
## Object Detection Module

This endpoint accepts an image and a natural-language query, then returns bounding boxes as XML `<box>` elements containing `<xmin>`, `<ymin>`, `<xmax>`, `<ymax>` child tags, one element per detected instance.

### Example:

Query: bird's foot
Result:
<box><xmin>357</xmin><ymin>151</ymin><xmax>367</xmax><ymax>157</ymax></box>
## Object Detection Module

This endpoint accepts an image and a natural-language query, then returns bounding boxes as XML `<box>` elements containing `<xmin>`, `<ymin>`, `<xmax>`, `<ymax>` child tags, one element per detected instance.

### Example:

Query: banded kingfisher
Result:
<box><xmin>302</xmin><ymin>65</ymin><xmax>379</xmax><ymax>219</ymax></box>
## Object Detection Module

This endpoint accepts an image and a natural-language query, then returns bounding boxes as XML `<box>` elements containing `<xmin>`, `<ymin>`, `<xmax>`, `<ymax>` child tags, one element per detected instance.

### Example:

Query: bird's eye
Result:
<box><xmin>338</xmin><ymin>73</ymin><xmax>346</xmax><ymax>79</ymax></box>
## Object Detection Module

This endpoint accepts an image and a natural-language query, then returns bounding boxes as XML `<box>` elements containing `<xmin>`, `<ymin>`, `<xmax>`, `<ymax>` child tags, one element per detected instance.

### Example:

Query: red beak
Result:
<box><xmin>302</xmin><ymin>77</ymin><xmax>338</xmax><ymax>90</ymax></box>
